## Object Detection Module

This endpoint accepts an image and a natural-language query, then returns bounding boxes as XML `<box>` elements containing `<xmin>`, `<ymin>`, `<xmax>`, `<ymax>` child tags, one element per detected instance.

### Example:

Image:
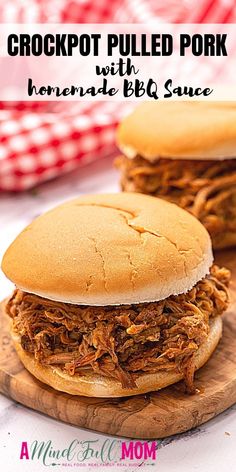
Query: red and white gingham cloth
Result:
<box><xmin>0</xmin><ymin>0</ymin><xmax>236</xmax><ymax>191</ymax></box>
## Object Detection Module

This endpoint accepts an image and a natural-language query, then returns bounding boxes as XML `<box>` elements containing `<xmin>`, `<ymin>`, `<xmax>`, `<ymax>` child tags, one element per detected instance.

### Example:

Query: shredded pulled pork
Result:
<box><xmin>6</xmin><ymin>265</ymin><xmax>230</xmax><ymax>393</ymax></box>
<box><xmin>116</xmin><ymin>155</ymin><xmax>236</xmax><ymax>244</ymax></box>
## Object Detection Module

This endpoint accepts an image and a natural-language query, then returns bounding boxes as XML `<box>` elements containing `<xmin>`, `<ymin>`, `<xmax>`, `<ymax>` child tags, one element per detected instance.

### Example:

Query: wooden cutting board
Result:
<box><xmin>0</xmin><ymin>249</ymin><xmax>236</xmax><ymax>439</ymax></box>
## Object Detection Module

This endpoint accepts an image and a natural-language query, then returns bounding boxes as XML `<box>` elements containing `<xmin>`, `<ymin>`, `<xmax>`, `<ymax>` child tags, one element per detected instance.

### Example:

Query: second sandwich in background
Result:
<box><xmin>116</xmin><ymin>102</ymin><xmax>236</xmax><ymax>249</ymax></box>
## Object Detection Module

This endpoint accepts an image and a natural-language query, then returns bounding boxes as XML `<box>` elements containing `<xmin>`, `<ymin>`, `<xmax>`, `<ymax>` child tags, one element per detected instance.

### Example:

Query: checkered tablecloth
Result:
<box><xmin>0</xmin><ymin>0</ymin><xmax>236</xmax><ymax>191</ymax></box>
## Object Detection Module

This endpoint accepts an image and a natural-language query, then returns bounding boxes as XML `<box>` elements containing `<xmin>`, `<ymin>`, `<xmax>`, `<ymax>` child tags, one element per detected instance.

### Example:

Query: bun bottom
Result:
<box><xmin>11</xmin><ymin>317</ymin><xmax>222</xmax><ymax>397</ymax></box>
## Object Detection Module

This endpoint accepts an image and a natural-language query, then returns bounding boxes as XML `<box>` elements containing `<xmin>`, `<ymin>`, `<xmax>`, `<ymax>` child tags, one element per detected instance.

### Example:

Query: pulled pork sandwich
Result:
<box><xmin>1</xmin><ymin>193</ymin><xmax>230</xmax><ymax>397</ymax></box>
<box><xmin>116</xmin><ymin>101</ymin><xmax>236</xmax><ymax>249</ymax></box>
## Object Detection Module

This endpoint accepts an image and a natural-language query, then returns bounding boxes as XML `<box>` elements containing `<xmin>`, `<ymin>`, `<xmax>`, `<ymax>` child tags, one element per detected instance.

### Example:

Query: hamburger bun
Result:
<box><xmin>10</xmin><ymin>316</ymin><xmax>222</xmax><ymax>397</ymax></box>
<box><xmin>1</xmin><ymin>193</ymin><xmax>213</xmax><ymax>306</ymax></box>
<box><xmin>117</xmin><ymin>101</ymin><xmax>236</xmax><ymax>162</ymax></box>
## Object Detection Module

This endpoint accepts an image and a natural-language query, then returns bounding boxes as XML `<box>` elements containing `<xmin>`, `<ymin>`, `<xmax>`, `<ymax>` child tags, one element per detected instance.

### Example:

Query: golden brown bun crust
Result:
<box><xmin>11</xmin><ymin>317</ymin><xmax>222</xmax><ymax>397</ymax></box>
<box><xmin>1</xmin><ymin>193</ymin><xmax>213</xmax><ymax>305</ymax></box>
<box><xmin>117</xmin><ymin>101</ymin><xmax>236</xmax><ymax>161</ymax></box>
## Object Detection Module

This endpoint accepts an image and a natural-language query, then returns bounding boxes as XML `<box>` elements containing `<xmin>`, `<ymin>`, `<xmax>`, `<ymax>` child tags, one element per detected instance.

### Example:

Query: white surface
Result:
<box><xmin>0</xmin><ymin>156</ymin><xmax>235</xmax><ymax>471</ymax></box>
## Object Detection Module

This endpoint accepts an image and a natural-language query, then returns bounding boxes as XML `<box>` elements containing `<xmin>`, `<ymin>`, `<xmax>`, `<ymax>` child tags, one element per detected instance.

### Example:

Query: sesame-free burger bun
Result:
<box><xmin>1</xmin><ymin>193</ymin><xmax>213</xmax><ymax>306</ymax></box>
<box><xmin>117</xmin><ymin>101</ymin><xmax>236</xmax><ymax>161</ymax></box>
<box><xmin>10</xmin><ymin>316</ymin><xmax>222</xmax><ymax>397</ymax></box>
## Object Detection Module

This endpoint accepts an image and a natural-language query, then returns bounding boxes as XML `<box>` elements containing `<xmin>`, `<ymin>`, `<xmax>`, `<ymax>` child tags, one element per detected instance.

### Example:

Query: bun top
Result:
<box><xmin>117</xmin><ymin>101</ymin><xmax>236</xmax><ymax>161</ymax></box>
<box><xmin>1</xmin><ymin>193</ymin><xmax>213</xmax><ymax>305</ymax></box>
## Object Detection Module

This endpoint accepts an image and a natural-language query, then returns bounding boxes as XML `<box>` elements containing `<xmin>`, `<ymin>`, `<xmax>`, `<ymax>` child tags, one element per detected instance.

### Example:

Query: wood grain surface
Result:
<box><xmin>0</xmin><ymin>249</ymin><xmax>236</xmax><ymax>439</ymax></box>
